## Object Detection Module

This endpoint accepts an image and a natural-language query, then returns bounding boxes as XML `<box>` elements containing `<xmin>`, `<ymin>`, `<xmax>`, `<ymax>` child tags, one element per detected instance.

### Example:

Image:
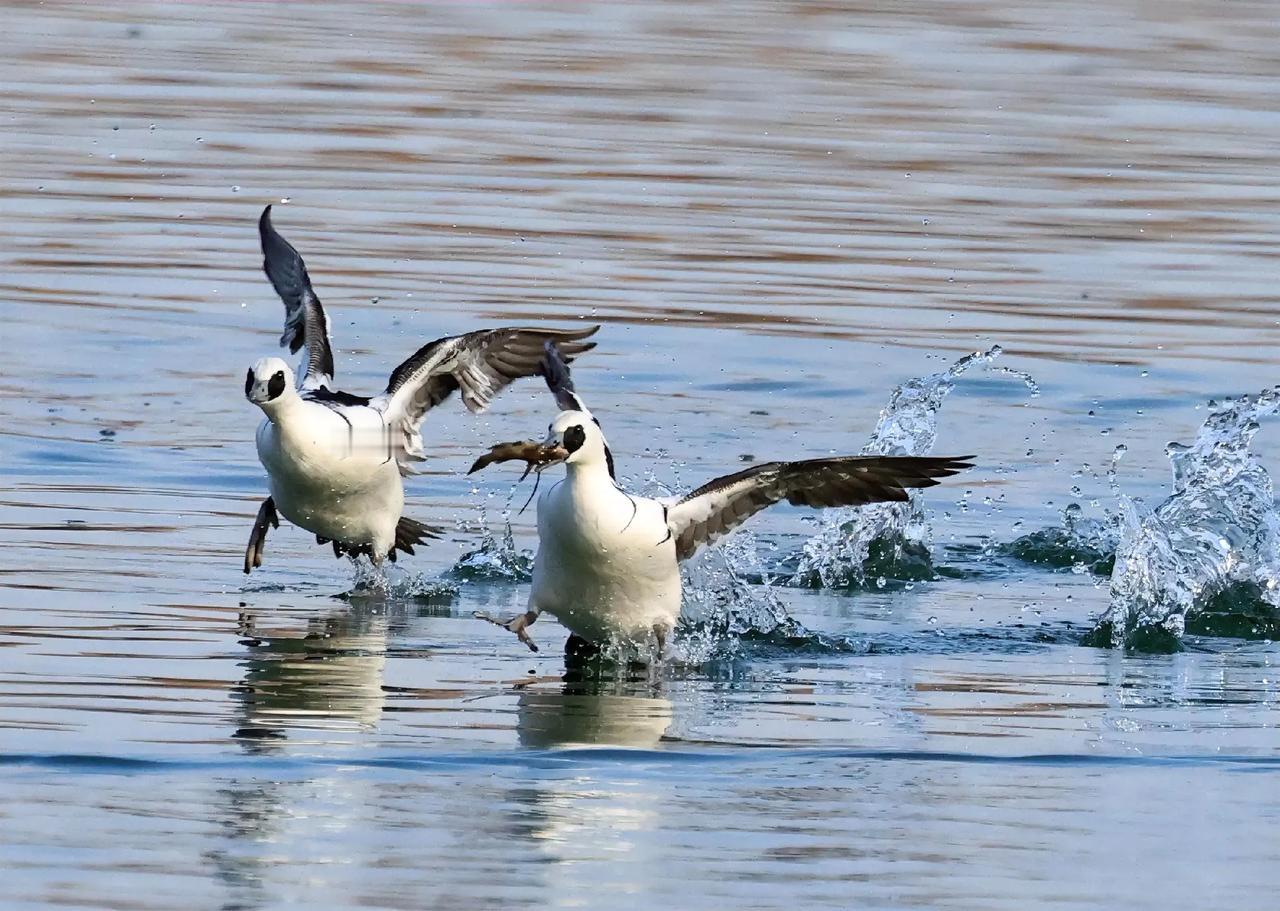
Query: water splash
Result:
<box><xmin>1089</xmin><ymin>387</ymin><xmax>1280</xmax><ymax>650</ymax></box>
<box><xmin>866</xmin><ymin>345</ymin><xmax>1037</xmax><ymax>454</ymax></box>
<box><xmin>1005</xmin><ymin>449</ymin><xmax>1129</xmax><ymax>576</ymax></box>
<box><xmin>676</xmin><ymin>530</ymin><xmax>812</xmax><ymax>662</ymax></box>
<box><xmin>793</xmin><ymin>345</ymin><xmax>1035</xmax><ymax>588</ymax></box>
<box><xmin>674</xmin><ymin>530</ymin><xmax>900</xmax><ymax>665</ymax></box>
<box><xmin>447</xmin><ymin>505</ymin><xmax>534</xmax><ymax>582</ymax></box>
<box><xmin>1004</xmin><ymin>502</ymin><xmax>1122</xmax><ymax>575</ymax></box>
<box><xmin>675</xmin><ymin>524</ymin><xmax>1076</xmax><ymax>665</ymax></box>
<box><xmin>346</xmin><ymin>557</ymin><xmax>461</xmax><ymax>602</ymax></box>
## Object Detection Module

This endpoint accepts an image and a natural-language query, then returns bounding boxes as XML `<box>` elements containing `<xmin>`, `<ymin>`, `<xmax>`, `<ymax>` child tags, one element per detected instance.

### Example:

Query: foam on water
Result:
<box><xmin>1090</xmin><ymin>386</ymin><xmax>1280</xmax><ymax>650</ymax></box>
<box><xmin>793</xmin><ymin>345</ymin><xmax>1037</xmax><ymax>589</ymax></box>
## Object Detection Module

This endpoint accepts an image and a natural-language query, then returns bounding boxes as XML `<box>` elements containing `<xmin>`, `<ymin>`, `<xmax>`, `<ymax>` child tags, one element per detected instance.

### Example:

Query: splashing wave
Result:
<box><xmin>793</xmin><ymin>345</ymin><xmax>1036</xmax><ymax>589</ymax></box>
<box><xmin>345</xmin><ymin>558</ymin><xmax>461</xmax><ymax>602</ymax></box>
<box><xmin>1004</xmin><ymin>448</ymin><xmax>1129</xmax><ymax>576</ymax></box>
<box><xmin>447</xmin><ymin>506</ymin><xmax>534</xmax><ymax>583</ymax></box>
<box><xmin>1088</xmin><ymin>387</ymin><xmax>1280</xmax><ymax>650</ymax></box>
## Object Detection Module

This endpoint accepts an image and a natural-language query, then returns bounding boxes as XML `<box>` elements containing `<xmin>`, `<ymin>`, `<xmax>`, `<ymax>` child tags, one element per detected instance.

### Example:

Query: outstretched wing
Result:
<box><xmin>258</xmin><ymin>205</ymin><xmax>335</xmax><ymax>391</ymax></box>
<box><xmin>372</xmin><ymin>325</ymin><xmax>599</xmax><ymax>472</ymax></box>
<box><xmin>666</xmin><ymin>455</ymin><xmax>972</xmax><ymax>562</ymax></box>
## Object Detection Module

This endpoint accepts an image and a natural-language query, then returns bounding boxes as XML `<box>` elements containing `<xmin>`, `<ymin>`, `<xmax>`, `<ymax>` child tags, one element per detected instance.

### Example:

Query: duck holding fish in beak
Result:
<box><xmin>469</xmin><ymin>342</ymin><xmax>973</xmax><ymax>658</ymax></box>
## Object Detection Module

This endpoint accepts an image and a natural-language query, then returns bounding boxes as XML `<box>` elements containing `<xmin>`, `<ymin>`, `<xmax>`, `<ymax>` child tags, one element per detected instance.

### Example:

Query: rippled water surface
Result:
<box><xmin>3</xmin><ymin>1</ymin><xmax>1279</xmax><ymax>909</ymax></box>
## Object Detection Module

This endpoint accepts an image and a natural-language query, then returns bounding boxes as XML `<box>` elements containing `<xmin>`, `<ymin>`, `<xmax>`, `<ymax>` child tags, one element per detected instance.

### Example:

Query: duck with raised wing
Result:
<box><xmin>242</xmin><ymin>206</ymin><xmax>598</xmax><ymax>572</ymax></box>
<box><xmin>470</xmin><ymin>343</ymin><xmax>972</xmax><ymax>655</ymax></box>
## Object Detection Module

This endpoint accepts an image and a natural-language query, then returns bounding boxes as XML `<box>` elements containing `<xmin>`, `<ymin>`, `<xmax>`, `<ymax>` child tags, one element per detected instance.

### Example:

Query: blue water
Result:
<box><xmin>3</xmin><ymin>1</ymin><xmax>1279</xmax><ymax>909</ymax></box>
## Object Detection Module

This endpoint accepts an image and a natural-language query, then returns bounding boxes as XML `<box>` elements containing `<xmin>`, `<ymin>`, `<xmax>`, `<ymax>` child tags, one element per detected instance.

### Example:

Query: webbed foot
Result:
<box><xmin>243</xmin><ymin>497</ymin><xmax>280</xmax><ymax>574</ymax></box>
<box><xmin>475</xmin><ymin>610</ymin><xmax>540</xmax><ymax>652</ymax></box>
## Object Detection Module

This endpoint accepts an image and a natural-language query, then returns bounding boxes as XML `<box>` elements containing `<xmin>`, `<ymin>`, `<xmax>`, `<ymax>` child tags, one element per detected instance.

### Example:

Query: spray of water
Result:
<box><xmin>344</xmin><ymin>501</ymin><xmax>527</xmax><ymax>598</ymax></box>
<box><xmin>447</xmin><ymin>502</ymin><xmax>534</xmax><ymax>582</ymax></box>
<box><xmin>675</xmin><ymin>530</ymin><xmax>810</xmax><ymax>661</ymax></box>
<box><xmin>1004</xmin><ymin>447</ymin><xmax>1129</xmax><ymax>576</ymax></box>
<box><xmin>1089</xmin><ymin>386</ymin><xmax>1280</xmax><ymax>650</ymax></box>
<box><xmin>671</xmin><ymin>347</ymin><xmax>1035</xmax><ymax>654</ymax></box>
<box><xmin>793</xmin><ymin>345</ymin><xmax>1036</xmax><ymax>588</ymax></box>
<box><xmin>346</xmin><ymin>556</ymin><xmax>461</xmax><ymax>602</ymax></box>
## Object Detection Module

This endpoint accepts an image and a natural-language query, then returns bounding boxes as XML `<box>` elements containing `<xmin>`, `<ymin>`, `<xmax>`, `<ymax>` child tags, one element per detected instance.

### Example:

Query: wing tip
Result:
<box><xmin>259</xmin><ymin>206</ymin><xmax>282</xmax><ymax>257</ymax></box>
<box><xmin>547</xmin><ymin>323</ymin><xmax>601</xmax><ymax>342</ymax></box>
<box><xmin>935</xmin><ymin>455</ymin><xmax>976</xmax><ymax>474</ymax></box>
<box><xmin>898</xmin><ymin>455</ymin><xmax>975</xmax><ymax>485</ymax></box>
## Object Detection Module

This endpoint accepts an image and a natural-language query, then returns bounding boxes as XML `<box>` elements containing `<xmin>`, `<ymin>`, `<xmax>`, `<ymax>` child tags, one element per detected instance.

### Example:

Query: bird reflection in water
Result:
<box><xmin>208</xmin><ymin>604</ymin><xmax>396</xmax><ymax>909</ymax></box>
<box><xmin>516</xmin><ymin>662</ymin><xmax>675</xmax><ymax>750</ymax></box>
<box><xmin>503</xmin><ymin>668</ymin><xmax>678</xmax><ymax>896</ymax></box>
<box><xmin>232</xmin><ymin>604</ymin><xmax>390</xmax><ymax>750</ymax></box>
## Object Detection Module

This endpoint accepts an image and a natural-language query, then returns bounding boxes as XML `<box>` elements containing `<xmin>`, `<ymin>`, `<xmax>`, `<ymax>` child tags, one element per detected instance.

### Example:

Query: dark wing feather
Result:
<box><xmin>373</xmin><ymin>325</ymin><xmax>599</xmax><ymax>472</ymax></box>
<box><xmin>539</xmin><ymin>339</ymin><xmax>590</xmax><ymax>413</ymax></box>
<box><xmin>303</xmin><ymin>387</ymin><xmax>371</xmax><ymax>407</ymax></box>
<box><xmin>539</xmin><ymin>341</ymin><xmax>617</xmax><ymax>478</ymax></box>
<box><xmin>666</xmin><ymin>455</ymin><xmax>973</xmax><ymax>562</ymax></box>
<box><xmin>258</xmin><ymin>205</ymin><xmax>335</xmax><ymax>390</ymax></box>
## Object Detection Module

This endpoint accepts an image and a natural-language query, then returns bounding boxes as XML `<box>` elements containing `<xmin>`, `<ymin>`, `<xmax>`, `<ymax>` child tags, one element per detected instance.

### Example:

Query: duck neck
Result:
<box><xmin>565</xmin><ymin>458</ymin><xmax>617</xmax><ymax>494</ymax></box>
<box><xmin>260</xmin><ymin>393</ymin><xmax>305</xmax><ymax>428</ymax></box>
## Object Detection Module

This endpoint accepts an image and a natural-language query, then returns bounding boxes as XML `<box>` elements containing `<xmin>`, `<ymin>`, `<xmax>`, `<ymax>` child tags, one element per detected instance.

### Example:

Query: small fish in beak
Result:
<box><xmin>468</xmin><ymin>440</ymin><xmax>569</xmax><ymax>479</ymax></box>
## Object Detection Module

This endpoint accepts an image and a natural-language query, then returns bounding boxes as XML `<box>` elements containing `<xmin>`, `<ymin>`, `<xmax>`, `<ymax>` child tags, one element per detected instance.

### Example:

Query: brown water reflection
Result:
<box><xmin>7</xmin><ymin>0</ymin><xmax>1280</xmax><ymax>367</ymax></box>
